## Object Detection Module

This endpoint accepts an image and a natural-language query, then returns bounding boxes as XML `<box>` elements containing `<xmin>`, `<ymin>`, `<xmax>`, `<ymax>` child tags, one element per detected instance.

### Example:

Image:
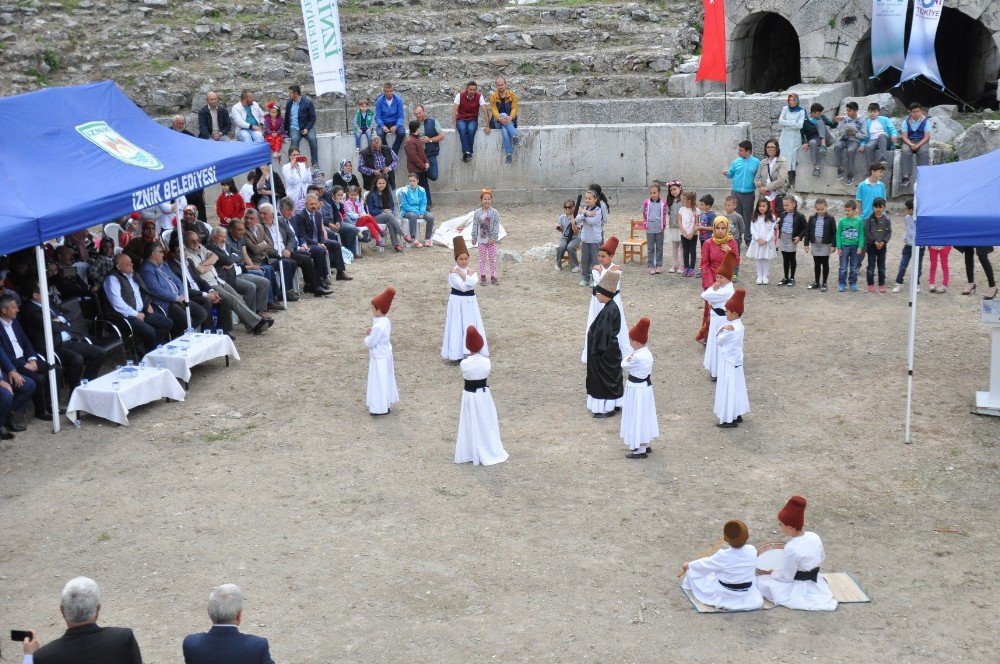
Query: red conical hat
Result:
<box><xmin>716</xmin><ymin>250</ymin><xmax>738</xmax><ymax>281</ymax></box>
<box><xmin>465</xmin><ymin>325</ymin><xmax>484</xmax><ymax>354</ymax></box>
<box><xmin>629</xmin><ymin>316</ymin><xmax>650</xmax><ymax>344</ymax></box>
<box><xmin>600</xmin><ymin>235</ymin><xmax>619</xmax><ymax>256</ymax></box>
<box><xmin>725</xmin><ymin>288</ymin><xmax>746</xmax><ymax>315</ymax></box>
<box><xmin>778</xmin><ymin>495</ymin><xmax>807</xmax><ymax>530</ymax></box>
<box><xmin>371</xmin><ymin>287</ymin><xmax>396</xmax><ymax>314</ymax></box>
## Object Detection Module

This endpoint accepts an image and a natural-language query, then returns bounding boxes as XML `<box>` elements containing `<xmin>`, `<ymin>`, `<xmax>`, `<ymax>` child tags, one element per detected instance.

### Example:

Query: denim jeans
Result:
<box><xmin>354</xmin><ymin>129</ymin><xmax>374</xmax><ymax>151</ymax></box>
<box><xmin>894</xmin><ymin>244</ymin><xmax>925</xmax><ymax>284</ymax></box>
<box><xmin>247</xmin><ymin>265</ymin><xmax>275</xmax><ymax>303</ymax></box>
<box><xmin>498</xmin><ymin>122</ymin><xmax>518</xmax><ymax>155</ymax></box>
<box><xmin>376</xmin><ymin>126</ymin><xmax>405</xmax><ymax>154</ymax></box>
<box><xmin>866</xmin><ymin>244</ymin><xmax>888</xmax><ymax>286</ymax></box>
<box><xmin>289</xmin><ymin>127</ymin><xmax>319</xmax><ymax>163</ymax></box>
<box><xmin>456</xmin><ymin>119</ymin><xmax>478</xmax><ymax>155</ymax></box>
<box><xmin>338</xmin><ymin>222</ymin><xmax>360</xmax><ymax>256</ymax></box>
<box><xmin>838</xmin><ymin>246</ymin><xmax>861</xmax><ymax>287</ymax></box>
<box><xmin>646</xmin><ymin>232</ymin><xmax>664</xmax><ymax>268</ymax></box>
<box><xmin>426</xmin><ymin>154</ymin><xmax>439</xmax><ymax>181</ymax></box>
<box><xmin>237</xmin><ymin>129</ymin><xmax>265</xmax><ymax>143</ymax></box>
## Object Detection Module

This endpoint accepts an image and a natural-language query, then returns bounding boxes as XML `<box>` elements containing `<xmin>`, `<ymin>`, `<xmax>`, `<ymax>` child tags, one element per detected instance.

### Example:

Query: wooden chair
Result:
<box><xmin>622</xmin><ymin>219</ymin><xmax>647</xmax><ymax>264</ymax></box>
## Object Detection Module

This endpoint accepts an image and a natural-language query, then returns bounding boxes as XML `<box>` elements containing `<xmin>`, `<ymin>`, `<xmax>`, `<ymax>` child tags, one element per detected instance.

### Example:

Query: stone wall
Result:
<box><xmin>315</xmin><ymin>122</ymin><xmax>752</xmax><ymax>206</ymax></box>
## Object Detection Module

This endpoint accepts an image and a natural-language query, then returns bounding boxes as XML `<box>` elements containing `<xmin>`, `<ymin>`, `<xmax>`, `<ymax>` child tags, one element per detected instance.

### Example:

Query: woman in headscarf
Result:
<box><xmin>777</xmin><ymin>93</ymin><xmax>805</xmax><ymax>188</ymax></box>
<box><xmin>331</xmin><ymin>159</ymin><xmax>362</xmax><ymax>192</ymax></box>
<box><xmin>695</xmin><ymin>216</ymin><xmax>739</xmax><ymax>343</ymax></box>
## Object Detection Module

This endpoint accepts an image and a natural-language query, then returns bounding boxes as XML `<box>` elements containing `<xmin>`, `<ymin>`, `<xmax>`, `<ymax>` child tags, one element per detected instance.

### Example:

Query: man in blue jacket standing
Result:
<box><xmin>183</xmin><ymin>584</ymin><xmax>274</xmax><ymax>664</ymax></box>
<box><xmin>285</xmin><ymin>84</ymin><xmax>318</xmax><ymax>163</ymax></box>
<box><xmin>375</xmin><ymin>82</ymin><xmax>406</xmax><ymax>154</ymax></box>
<box><xmin>722</xmin><ymin>140</ymin><xmax>761</xmax><ymax>224</ymax></box>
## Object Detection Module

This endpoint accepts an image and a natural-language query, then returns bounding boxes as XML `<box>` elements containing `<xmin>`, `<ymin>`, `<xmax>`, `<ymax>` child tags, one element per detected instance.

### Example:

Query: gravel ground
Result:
<box><xmin>1</xmin><ymin>202</ymin><xmax>997</xmax><ymax>663</ymax></box>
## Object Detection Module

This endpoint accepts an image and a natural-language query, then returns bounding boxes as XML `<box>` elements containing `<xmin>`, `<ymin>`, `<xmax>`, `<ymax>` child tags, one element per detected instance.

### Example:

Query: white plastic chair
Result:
<box><xmin>103</xmin><ymin>223</ymin><xmax>123</xmax><ymax>251</ymax></box>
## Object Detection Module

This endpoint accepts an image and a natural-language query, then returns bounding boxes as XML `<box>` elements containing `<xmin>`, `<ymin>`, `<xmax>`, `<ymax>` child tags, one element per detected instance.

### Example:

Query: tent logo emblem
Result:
<box><xmin>75</xmin><ymin>121</ymin><xmax>163</xmax><ymax>170</ymax></box>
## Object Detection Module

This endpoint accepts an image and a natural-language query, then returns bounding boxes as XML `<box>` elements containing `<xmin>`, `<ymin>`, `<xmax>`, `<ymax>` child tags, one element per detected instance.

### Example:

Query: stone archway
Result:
<box><xmin>729</xmin><ymin>12</ymin><xmax>802</xmax><ymax>93</ymax></box>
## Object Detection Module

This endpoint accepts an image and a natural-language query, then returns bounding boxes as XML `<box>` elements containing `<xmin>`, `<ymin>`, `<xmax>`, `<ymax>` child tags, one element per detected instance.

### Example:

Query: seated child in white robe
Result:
<box><xmin>682</xmin><ymin>519</ymin><xmax>764</xmax><ymax>611</ymax></box>
<box><xmin>756</xmin><ymin>495</ymin><xmax>838</xmax><ymax>611</ymax></box>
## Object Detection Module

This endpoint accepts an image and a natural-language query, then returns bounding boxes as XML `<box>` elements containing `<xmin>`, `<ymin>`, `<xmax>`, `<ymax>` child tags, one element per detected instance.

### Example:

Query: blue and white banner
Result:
<box><xmin>899</xmin><ymin>0</ymin><xmax>945</xmax><ymax>87</ymax></box>
<box><xmin>300</xmin><ymin>0</ymin><xmax>347</xmax><ymax>95</ymax></box>
<box><xmin>871</xmin><ymin>0</ymin><xmax>907</xmax><ymax>76</ymax></box>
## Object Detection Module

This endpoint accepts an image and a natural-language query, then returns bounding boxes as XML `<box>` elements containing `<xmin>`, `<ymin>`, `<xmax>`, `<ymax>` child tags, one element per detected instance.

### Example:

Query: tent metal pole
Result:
<box><xmin>174</xmin><ymin>199</ymin><xmax>193</xmax><ymax>330</ymax></box>
<box><xmin>34</xmin><ymin>245</ymin><xmax>60</xmax><ymax>434</ymax></box>
<box><xmin>904</xmin><ymin>183</ymin><xmax>919</xmax><ymax>444</ymax></box>
<box><xmin>270</xmin><ymin>157</ymin><xmax>288</xmax><ymax>309</ymax></box>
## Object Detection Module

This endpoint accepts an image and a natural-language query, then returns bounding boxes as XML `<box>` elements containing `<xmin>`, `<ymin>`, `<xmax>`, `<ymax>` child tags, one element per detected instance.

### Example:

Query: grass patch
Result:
<box><xmin>148</xmin><ymin>58</ymin><xmax>170</xmax><ymax>72</ymax></box>
<box><xmin>433</xmin><ymin>486</ymin><xmax>468</xmax><ymax>498</ymax></box>
<box><xmin>98</xmin><ymin>532</ymin><xmax>111</xmax><ymax>542</ymax></box>
<box><xmin>203</xmin><ymin>429</ymin><xmax>236</xmax><ymax>443</ymax></box>
<box><xmin>25</xmin><ymin>68</ymin><xmax>49</xmax><ymax>85</ymax></box>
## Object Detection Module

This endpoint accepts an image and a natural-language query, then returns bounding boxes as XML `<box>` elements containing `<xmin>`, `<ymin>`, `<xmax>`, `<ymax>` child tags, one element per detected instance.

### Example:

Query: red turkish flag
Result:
<box><xmin>696</xmin><ymin>0</ymin><xmax>727</xmax><ymax>83</ymax></box>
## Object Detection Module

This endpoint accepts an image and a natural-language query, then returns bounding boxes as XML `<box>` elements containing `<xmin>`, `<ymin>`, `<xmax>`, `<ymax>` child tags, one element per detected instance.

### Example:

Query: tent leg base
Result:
<box><xmin>972</xmin><ymin>391</ymin><xmax>1000</xmax><ymax>417</ymax></box>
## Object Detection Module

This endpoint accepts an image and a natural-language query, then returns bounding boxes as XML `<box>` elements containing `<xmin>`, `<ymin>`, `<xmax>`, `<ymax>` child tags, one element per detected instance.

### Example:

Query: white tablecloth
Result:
<box><xmin>142</xmin><ymin>332</ymin><xmax>241</xmax><ymax>382</ymax></box>
<box><xmin>65</xmin><ymin>367</ymin><xmax>186</xmax><ymax>426</ymax></box>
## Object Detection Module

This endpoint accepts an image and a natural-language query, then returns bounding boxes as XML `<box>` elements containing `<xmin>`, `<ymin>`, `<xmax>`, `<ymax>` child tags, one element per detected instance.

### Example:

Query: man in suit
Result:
<box><xmin>244</xmin><ymin>206</ymin><xmax>301</xmax><ymax>301</ymax></box>
<box><xmin>198</xmin><ymin>91</ymin><xmax>233</xmax><ymax>141</ymax></box>
<box><xmin>139</xmin><ymin>243</ymin><xmax>208</xmax><ymax>336</ymax></box>
<box><xmin>18</xmin><ymin>283</ymin><xmax>106</xmax><ymax>389</ymax></box>
<box><xmin>103</xmin><ymin>253</ymin><xmax>172</xmax><ymax>354</ymax></box>
<box><xmin>168</xmin><ymin>249</ymin><xmax>235</xmax><ymax>336</ymax></box>
<box><xmin>206</xmin><ymin>227</ymin><xmax>273</xmax><ymax>316</ymax></box>
<box><xmin>292</xmin><ymin>193</ymin><xmax>352</xmax><ymax>282</ymax></box>
<box><xmin>183</xmin><ymin>583</ymin><xmax>274</xmax><ymax>664</ymax></box>
<box><xmin>24</xmin><ymin>576</ymin><xmax>143</xmax><ymax>664</ymax></box>
<box><xmin>263</xmin><ymin>201</ymin><xmax>329</xmax><ymax>297</ymax></box>
<box><xmin>0</xmin><ymin>294</ymin><xmax>54</xmax><ymax>420</ymax></box>
<box><xmin>284</xmin><ymin>83</ymin><xmax>318</xmax><ymax>163</ymax></box>
<box><xmin>0</xmin><ymin>343</ymin><xmax>35</xmax><ymax>437</ymax></box>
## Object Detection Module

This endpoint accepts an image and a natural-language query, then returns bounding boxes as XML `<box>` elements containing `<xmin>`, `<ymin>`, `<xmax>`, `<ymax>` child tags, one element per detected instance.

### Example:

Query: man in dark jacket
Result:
<box><xmin>284</xmin><ymin>84</ymin><xmax>318</xmax><ymax>162</ymax></box>
<box><xmin>24</xmin><ymin>576</ymin><xmax>143</xmax><ymax>664</ymax></box>
<box><xmin>198</xmin><ymin>91</ymin><xmax>232</xmax><ymax>140</ymax></box>
<box><xmin>182</xmin><ymin>584</ymin><xmax>275</xmax><ymax>664</ymax></box>
<box><xmin>358</xmin><ymin>135</ymin><xmax>399</xmax><ymax>190</ymax></box>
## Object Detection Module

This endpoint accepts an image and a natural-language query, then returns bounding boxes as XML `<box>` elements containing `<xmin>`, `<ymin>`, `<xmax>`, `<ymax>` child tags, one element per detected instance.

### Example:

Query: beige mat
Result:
<box><xmin>681</xmin><ymin>572</ymin><xmax>870</xmax><ymax>613</ymax></box>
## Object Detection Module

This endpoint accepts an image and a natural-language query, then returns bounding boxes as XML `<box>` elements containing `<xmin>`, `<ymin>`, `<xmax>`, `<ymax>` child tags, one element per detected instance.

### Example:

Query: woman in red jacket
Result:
<box><xmin>215</xmin><ymin>178</ymin><xmax>246</xmax><ymax>227</ymax></box>
<box><xmin>696</xmin><ymin>216</ymin><xmax>739</xmax><ymax>343</ymax></box>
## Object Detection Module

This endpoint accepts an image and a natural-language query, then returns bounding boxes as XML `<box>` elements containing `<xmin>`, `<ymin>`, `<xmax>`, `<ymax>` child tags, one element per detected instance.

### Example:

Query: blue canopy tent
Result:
<box><xmin>905</xmin><ymin>151</ymin><xmax>1000</xmax><ymax>441</ymax></box>
<box><xmin>0</xmin><ymin>81</ymin><xmax>271</xmax><ymax>432</ymax></box>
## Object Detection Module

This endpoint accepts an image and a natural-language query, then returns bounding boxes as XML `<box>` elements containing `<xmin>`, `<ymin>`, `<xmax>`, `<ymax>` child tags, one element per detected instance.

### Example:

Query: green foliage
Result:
<box><xmin>43</xmin><ymin>50</ymin><xmax>60</xmax><ymax>70</ymax></box>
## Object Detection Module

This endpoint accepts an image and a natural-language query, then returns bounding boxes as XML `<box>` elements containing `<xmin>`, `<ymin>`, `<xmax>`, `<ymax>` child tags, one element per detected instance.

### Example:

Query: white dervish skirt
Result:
<box><xmin>455</xmin><ymin>388</ymin><xmax>508</xmax><ymax>466</ymax></box>
<box><xmin>366</xmin><ymin>353</ymin><xmax>399</xmax><ymax>414</ymax></box>
<box><xmin>620</xmin><ymin>381</ymin><xmax>659</xmax><ymax>449</ymax></box>
<box><xmin>441</xmin><ymin>294</ymin><xmax>488</xmax><ymax>360</ymax></box>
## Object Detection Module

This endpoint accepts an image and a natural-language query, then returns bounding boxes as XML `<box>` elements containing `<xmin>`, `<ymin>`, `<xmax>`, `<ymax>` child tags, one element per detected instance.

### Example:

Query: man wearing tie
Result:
<box><xmin>260</xmin><ymin>202</ymin><xmax>330</xmax><ymax>297</ymax></box>
<box><xmin>0</xmin><ymin>294</ymin><xmax>53</xmax><ymax>421</ymax></box>
<box><xmin>139</xmin><ymin>243</ymin><xmax>208</xmax><ymax>336</ymax></box>
<box><xmin>291</xmin><ymin>193</ymin><xmax>353</xmax><ymax>282</ymax></box>
<box><xmin>18</xmin><ymin>283</ymin><xmax>106</xmax><ymax>389</ymax></box>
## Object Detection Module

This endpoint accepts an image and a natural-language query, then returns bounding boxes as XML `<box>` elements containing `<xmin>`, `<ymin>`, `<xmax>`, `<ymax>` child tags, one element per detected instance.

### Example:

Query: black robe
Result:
<box><xmin>586</xmin><ymin>299</ymin><xmax>624</xmax><ymax>400</ymax></box>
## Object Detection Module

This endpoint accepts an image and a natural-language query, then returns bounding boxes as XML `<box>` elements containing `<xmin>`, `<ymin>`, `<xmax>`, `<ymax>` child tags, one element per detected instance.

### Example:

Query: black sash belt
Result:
<box><xmin>794</xmin><ymin>567</ymin><xmax>820</xmax><ymax>582</ymax></box>
<box><xmin>712</xmin><ymin>307</ymin><xmax>726</xmax><ymax>316</ymax></box>
<box><xmin>450</xmin><ymin>288</ymin><xmax>475</xmax><ymax>297</ymax></box>
<box><xmin>627</xmin><ymin>374</ymin><xmax>652</xmax><ymax>386</ymax></box>
<box><xmin>718</xmin><ymin>580</ymin><xmax>752</xmax><ymax>591</ymax></box>
<box><xmin>464</xmin><ymin>379</ymin><xmax>488</xmax><ymax>393</ymax></box>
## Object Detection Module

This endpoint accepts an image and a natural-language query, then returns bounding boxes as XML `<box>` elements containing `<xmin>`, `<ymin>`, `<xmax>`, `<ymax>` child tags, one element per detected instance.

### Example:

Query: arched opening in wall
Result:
<box><xmin>729</xmin><ymin>12</ymin><xmax>802</xmax><ymax>93</ymax></box>
<box><xmin>848</xmin><ymin>8</ymin><xmax>998</xmax><ymax>109</ymax></box>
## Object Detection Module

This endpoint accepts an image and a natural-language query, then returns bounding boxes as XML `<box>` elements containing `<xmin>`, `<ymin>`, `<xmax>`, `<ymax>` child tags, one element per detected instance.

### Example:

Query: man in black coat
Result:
<box><xmin>291</xmin><ymin>193</ymin><xmax>352</xmax><ymax>282</ymax></box>
<box><xmin>585</xmin><ymin>271</ymin><xmax>624</xmax><ymax>419</ymax></box>
<box><xmin>358</xmin><ymin>135</ymin><xmax>399</xmax><ymax>190</ymax></box>
<box><xmin>24</xmin><ymin>576</ymin><xmax>143</xmax><ymax>664</ymax></box>
<box><xmin>0</xmin><ymin>294</ymin><xmax>55</xmax><ymax>419</ymax></box>
<box><xmin>18</xmin><ymin>284</ymin><xmax>106</xmax><ymax>389</ymax></box>
<box><xmin>197</xmin><ymin>91</ymin><xmax>232</xmax><ymax>141</ymax></box>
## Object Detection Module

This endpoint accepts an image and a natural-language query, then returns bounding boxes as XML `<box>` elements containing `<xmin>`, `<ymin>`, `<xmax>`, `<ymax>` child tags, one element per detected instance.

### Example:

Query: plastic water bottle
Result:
<box><xmin>212</xmin><ymin>307</ymin><xmax>219</xmax><ymax>332</ymax></box>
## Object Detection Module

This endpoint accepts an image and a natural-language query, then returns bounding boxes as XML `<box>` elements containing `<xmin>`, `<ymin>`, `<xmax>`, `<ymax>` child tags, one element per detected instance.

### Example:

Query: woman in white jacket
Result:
<box><xmin>282</xmin><ymin>146</ymin><xmax>311</xmax><ymax>213</ymax></box>
<box><xmin>777</xmin><ymin>93</ymin><xmax>805</xmax><ymax>187</ymax></box>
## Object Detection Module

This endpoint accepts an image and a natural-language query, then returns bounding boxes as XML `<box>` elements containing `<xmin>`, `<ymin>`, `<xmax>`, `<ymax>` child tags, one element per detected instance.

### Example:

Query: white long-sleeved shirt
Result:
<box><xmin>364</xmin><ymin>316</ymin><xmax>393</xmax><ymax>358</ymax></box>
<box><xmin>104</xmin><ymin>271</ymin><xmax>144</xmax><ymax>317</ymax></box>
<box><xmin>622</xmin><ymin>345</ymin><xmax>653</xmax><ymax>379</ymax></box>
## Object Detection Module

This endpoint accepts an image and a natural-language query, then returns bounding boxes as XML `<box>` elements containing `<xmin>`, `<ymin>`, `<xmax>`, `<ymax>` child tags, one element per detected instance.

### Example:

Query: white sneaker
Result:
<box><xmin>755</xmin><ymin>278</ymin><xmax>763</xmax><ymax>285</ymax></box>
<box><xmin>762</xmin><ymin>278</ymin><xmax>769</xmax><ymax>285</ymax></box>
<box><xmin>929</xmin><ymin>284</ymin><xmax>937</xmax><ymax>293</ymax></box>
<box><xmin>571</xmin><ymin>266</ymin><xmax>581</xmax><ymax>273</ymax></box>
<box><xmin>555</xmin><ymin>265</ymin><xmax>562</xmax><ymax>271</ymax></box>
<box><xmin>891</xmin><ymin>284</ymin><xmax>902</xmax><ymax>293</ymax></box>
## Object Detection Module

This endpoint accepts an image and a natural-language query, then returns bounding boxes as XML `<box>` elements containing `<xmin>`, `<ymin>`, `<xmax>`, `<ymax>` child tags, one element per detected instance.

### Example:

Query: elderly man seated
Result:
<box><xmin>205</xmin><ymin>227</ymin><xmax>273</xmax><ymax>318</ymax></box>
<box><xmin>138</xmin><ymin>242</ymin><xmax>208</xmax><ymax>336</ymax></box>
<box><xmin>182</xmin><ymin>584</ymin><xmax>275</xmax><ymax>664</ymax></box>
<box><xmin>21</xmin><ymin>576</ymin><xmax>143</xmax><ymax>664</ymax></box>
<box><xmin>244</xmin><ymin>206</ymin><xmax>301</xmax><ymax>301</ymax></box>
<box><xmin>184</xmin><ymin>231</ymin><xmax>271</xmax><ymax>335</ymax></box>
<box><xmin>226</xmin><ymin>217</ymin><xmax>280</xmax><ymax>310</ymax></box>
<box><xmin>102</xmin><ymin>253</ymin><xmax>172</xmax><ymax>354</ymax></box>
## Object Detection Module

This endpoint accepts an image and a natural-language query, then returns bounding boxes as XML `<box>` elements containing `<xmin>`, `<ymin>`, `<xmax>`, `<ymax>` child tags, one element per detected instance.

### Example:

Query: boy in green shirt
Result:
<box><xmin>836</xmin><ymin>200</ymin><xmax>865</xmax><ymax>292</ymax></box>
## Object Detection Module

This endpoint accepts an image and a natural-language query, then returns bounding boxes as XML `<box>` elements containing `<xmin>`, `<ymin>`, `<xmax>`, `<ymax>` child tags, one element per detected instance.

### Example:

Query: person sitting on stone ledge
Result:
<box><xmin>198</xmin><ymin>91</ymin><xmax>232</xmax><ymax>141</ymax></box>
<box><xmin>453</xmin><ymin>80</ymin><xmax>490</xmax><ymax>163</ymax></box>
<box><xmin>359</xmin><ymin>134</ymin><xmax>399</xmax><ymax>191</ymax></box>
<box><xmin>489</xmin><ymin>76</ymin><xmax>520</xmax><ymax>164</ymax></box>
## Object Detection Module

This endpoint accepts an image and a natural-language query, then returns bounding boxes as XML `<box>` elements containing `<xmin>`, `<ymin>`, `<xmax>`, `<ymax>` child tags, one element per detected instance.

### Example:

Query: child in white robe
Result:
<box><xmin>581</xmin><ymin>236</ymin><xmax>629</xmax><ymax>364</ymax></box>
<box><xmin>683</xmin><ymin>520</ymin><xmax>764</xmax><ymax>612</ymax></box>
<box><xmin>620</xmin><ymin>316</ymin><xmax>659</xmax><ymax>459</ymax></box>
<box><xmin>701</xmin><ymin>251</ymin><xmax>737</xmax><ymax>380</ymax></box>
<box><xmin>441</xmin><ymin>235</ymin><xmax>488</xmax><ymax>361</ymax></box>
<box><xmin>455</xmin><ymin>326</ymin><xmax>508</xmax><ymax>466</ymax></box>
<box><xmin>365</xmin><ymin>287</ymin><xmax>399</xmax><ymax>416</ymax></box>
<box><xmin>714</xmin><ymin>288</ymin><xmax>749</xmax><ymax>428</ymax></box>
<box><xmin>756</xmin><ymin>495</ymin><xmax>838</xmax><ymax>611</ymax></box>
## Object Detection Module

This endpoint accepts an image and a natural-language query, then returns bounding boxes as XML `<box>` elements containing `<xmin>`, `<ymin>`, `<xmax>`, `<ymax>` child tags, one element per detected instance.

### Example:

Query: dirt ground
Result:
<box><xmin>1</xmin><ymin>201</ymin><xmax>997</xmax><ymax>663</ymax></box>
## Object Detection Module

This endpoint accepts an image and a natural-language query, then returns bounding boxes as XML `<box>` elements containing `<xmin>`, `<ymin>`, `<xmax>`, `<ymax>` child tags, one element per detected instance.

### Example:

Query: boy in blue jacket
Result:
<box><xmin>860</xmin><ymin>102</ymin><xmax>899</xmax><ymax>169</ymax></box>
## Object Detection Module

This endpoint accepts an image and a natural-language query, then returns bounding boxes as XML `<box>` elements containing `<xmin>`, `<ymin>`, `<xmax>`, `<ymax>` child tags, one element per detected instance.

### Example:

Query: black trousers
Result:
<box><xmin>813</xmin><ymin>255</ymin><xmax>830</xmax><ymax>284</ymax></box>
<box><xmin>127</xmin><ymin>312</ymin><xmax>172</xmax><ymax>354</ymax></box>
<box><xmin>315</xmin><ymin>241</ymin><xmax>346</xmax><ymax>274</ymax></box>
<box><xmin>19</xmin><ymin>359</ymin><xmax>52</xmax><ymax>412</ymax></box>
<box><xmin>962</xmin><ymin>247</ymin><xmax>996</xmax><ymax>287</ymax></box>
<box><xmin>286</xmin><ymin>251</ymin><xmax>318</xmax><ymax>291</ymax></box>
<box><xmin>165</xmin><ymin>300</ymin><xmax>208</xmax><ymax>337</ymax></box>
<box><xmin>782</xmin><ymin>251</ymin><xmax>797</xmax><ymax>279</ymax></box>
<box><xmin>58</xmin><ymin>341</ymin><xmax>106</xmax><ymax>388</ymax></box>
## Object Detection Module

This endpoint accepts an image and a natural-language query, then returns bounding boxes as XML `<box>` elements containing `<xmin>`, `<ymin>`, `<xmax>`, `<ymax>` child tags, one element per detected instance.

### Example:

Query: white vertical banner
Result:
<box><xmin>870</xmin><ymin>0</ymin><xmax>907</xmax><ymax>77</ymax></box>
<box><xmin>899</xmin><ymin>0</ymin><xmax>944</xmax><ymax>87</ymax></box>
<box><xmin>299</xmin><ymin>0</ymin><xmax>347</xmax><ymax>95</ymax></box>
